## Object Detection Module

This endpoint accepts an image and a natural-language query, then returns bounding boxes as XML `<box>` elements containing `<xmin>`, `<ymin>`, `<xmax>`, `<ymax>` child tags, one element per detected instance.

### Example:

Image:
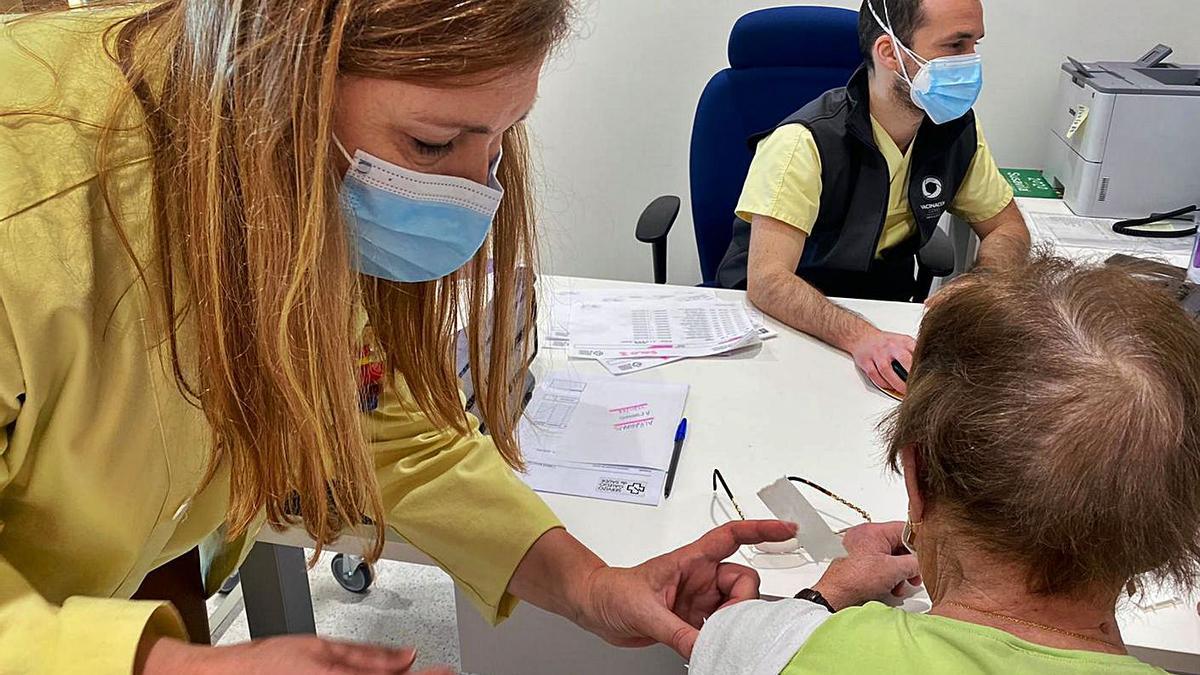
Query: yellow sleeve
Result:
<box><xmin>367</xmin><ymin>380</ymin><xmax>561</xmax><ymax>624</ymax></box>
<box><xmin>949</xmin><ymin>118</ymin><xmax>1015</xmax><ymax>224</ymax></box>
<box><xmin>0</xmin><ymin>303</ymin><xmax>187</xmax><ymax>675</ymax></box>
<box><xmin>734</xmin><ymin>124</ymin><xmax>823</xmax><ymax>235</ymax></box>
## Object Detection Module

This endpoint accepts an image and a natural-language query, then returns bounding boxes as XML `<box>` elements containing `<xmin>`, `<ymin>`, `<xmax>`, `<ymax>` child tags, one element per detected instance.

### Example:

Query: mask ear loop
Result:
<box><xmin>487</xmin><ymin>148</ymin><xmax>505</xmax><ymax>191</ymax></box>
<box><xmin>332</xmin><ymin>134</ymin><xmax>355</xmax><ymax>165</ymax></box>
<box><xmin>865</xmin><ymin>0</ymin><xmax>927</xmax><ymax>87</ymax></box>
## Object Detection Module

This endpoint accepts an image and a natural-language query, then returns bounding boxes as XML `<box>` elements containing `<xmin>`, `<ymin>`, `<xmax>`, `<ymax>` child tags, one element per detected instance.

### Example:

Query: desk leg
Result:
<box><xmin>239</xmin><ymin>542</ymin><xmax>316</xmax><ymax>638</ymax></box>
<box><xmin>454</xmin><ymin>586</ymin><xmax>684</xmax><ymax>675</ymax></box>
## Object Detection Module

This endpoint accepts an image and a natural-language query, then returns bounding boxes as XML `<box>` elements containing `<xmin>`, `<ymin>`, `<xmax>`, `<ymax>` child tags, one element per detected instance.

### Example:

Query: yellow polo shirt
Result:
<box><xmin>0</xmin><ymin>9</ymin><xmax>559</xmax><ymax>674</ymax></box>
<box><xmin>735</xmin><ymin>115</ymin><xmax>1013</xmax><ymax>257</ymax></box>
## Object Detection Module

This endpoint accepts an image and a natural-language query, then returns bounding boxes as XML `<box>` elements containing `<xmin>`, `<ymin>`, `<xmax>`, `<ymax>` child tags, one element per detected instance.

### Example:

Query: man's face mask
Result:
<box><xmin>867</xmin><ymin>0</ymin><xmax>984</xmax><ymax>125</ymax></box>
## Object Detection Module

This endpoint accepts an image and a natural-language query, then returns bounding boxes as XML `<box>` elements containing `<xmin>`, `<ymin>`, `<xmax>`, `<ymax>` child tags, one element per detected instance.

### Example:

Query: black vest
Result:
<box><xmin>716</xmin><ymin>67</ymin><xmax>978</xmax><ymax>300</ymax></box>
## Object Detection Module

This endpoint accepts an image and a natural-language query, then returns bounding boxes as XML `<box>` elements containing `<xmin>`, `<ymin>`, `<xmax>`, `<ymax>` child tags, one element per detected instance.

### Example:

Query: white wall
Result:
<box><xmin>528</xmin><ymin>0</ymin><xmax>1199</xmax><ymax>286</ymax></box>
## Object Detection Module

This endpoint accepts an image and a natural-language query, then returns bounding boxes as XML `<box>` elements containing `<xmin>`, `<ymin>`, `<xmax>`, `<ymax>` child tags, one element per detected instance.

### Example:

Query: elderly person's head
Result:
<box><xmin>690</xmin><ymin>256</ymin><xmax>1200</xmax><ymax>674</ymax></box>
<box><xmin>689</xmin><ymin>256</ymin><xmax>1200</xmax><ymax>674</ymax></box>
<box><xmin>890</xmin><ymin>255</ymin><xmax>1200</xmax><ymax>610</ymax></box>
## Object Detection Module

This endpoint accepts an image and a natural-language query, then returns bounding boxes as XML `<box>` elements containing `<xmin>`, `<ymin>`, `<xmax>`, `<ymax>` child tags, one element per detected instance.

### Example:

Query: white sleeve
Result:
<box><xmin>689</xmin><ymin>599</ymin><xmax>833</xmax><ymax>675</ymax></box>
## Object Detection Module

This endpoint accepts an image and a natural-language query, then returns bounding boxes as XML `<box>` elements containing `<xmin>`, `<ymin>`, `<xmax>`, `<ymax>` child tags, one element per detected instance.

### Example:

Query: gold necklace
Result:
<box><xmin>943</xmin><ymin>601</ymin><xmax>1122</xmax><ymax>649</ymax></box>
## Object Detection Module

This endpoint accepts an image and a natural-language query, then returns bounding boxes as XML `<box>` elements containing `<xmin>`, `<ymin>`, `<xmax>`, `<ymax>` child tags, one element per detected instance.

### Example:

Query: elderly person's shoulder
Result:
<box><xmin>693</xmin><ymin>599</ymin><xmax>1166</xmax><ymax>675</ymax></box>
<box><xmin>691</xmin><ymin>252</ymin><xmax>1198</xmax><ymax>675</ymax></box>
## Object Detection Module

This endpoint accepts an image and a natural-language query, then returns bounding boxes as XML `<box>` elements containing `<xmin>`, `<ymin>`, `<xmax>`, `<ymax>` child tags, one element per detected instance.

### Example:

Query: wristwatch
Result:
<box><xmin>795</xmin><ymin>588</ymin><xmax>836</xmax><ymax>613</ymax></box>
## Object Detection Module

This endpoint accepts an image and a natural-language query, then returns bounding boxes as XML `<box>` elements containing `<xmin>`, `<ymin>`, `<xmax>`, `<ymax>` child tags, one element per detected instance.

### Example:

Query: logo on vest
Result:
<box><xmin>922</xmin><ymin>177</ymin><xmax>944</xmax><ymax>200</ymax></box>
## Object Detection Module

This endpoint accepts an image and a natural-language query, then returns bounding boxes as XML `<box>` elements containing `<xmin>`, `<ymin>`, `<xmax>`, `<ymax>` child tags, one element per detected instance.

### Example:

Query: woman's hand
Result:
<box><xmin>812</xmin><ymin>521</ymin><xmax>921</xmax><ymax>611</ymax></box>
<box><xmin>572</xmin><ymin>520</ymin><xmax>797</xmax><ymax>659</ymax></box>
<box><xmin>138</xmin><ymin>635</ymin><xmax>453</xmax><ymax>675</ymax></box>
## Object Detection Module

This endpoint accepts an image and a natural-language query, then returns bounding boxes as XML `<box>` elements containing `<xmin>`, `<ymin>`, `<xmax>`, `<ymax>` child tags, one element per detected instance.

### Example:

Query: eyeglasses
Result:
<box><xmin>712</xmin><ymin>468</ymin><xmax>872</xmax><ymax>524</ymax></box>
<box><xmin>711</xmin><ymin>467</ymin><xmax>746</xmax><ymax>519</ymax></box>
<box><xmin>785</xmin><ymin>476</ymin><xmax>872</xmax><ymax>523</ymax></box>
<box><xmin>711</xmin><ymin>468</ymin><xmax>872</xmax><ymax>568</ymax></box>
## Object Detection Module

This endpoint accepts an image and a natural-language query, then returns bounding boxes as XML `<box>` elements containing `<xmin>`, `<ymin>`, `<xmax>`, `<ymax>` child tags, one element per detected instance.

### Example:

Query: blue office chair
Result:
<box><xmin>637</xmin><ymin>6</ymin><xmax>954</xmax><ymax>299</ymax></box>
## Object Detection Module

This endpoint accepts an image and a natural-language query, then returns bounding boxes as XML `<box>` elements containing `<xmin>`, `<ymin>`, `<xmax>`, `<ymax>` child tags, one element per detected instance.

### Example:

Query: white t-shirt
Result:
<box><xmin>689</xmin><ymin>599</ymin><xmax>832</xmax><ymax>675</ymax></box>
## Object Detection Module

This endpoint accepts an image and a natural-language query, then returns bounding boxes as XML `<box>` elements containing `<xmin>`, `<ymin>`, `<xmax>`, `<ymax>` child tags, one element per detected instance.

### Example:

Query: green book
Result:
<box><xmin>1000</xmin><ymin>168</ymin><xmax>1061</xmax><ymax>199</ymax></box>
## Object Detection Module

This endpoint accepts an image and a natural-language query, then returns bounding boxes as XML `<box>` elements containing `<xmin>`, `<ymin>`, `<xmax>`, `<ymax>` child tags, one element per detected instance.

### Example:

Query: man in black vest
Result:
<box><xmin>716</xmin><ymin>0</ymin><xmax>1029</xmax><ymax>394</ymax></box>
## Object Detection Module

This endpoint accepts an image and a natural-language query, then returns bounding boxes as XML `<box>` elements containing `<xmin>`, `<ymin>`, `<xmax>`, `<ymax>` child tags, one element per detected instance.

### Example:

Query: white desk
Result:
<box><xmin>948</xmin><ymin>197</ymin><xmax>1196</xmax><ymax>281</ymax></box>
<box><xmin>253</xmin><ymin>275</ymin><xmax>1200</xmax><ymax>674</ymax></box>
<box><xmin>1021</xmin><ymin>198</ymin><xmax>1195</xmax><ymax>268</ymax></box>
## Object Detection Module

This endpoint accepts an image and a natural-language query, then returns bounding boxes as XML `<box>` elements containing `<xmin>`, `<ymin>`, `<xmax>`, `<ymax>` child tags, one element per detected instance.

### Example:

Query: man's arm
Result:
<box><xmin>970</xmin><ymin>200</ymin><xmax>1030</xmax><ymax>270</ymax></box>
<box><xmin>746</xmin><ymin>214</ymin><xmax>913</xmax><ymax>393</ymax></box>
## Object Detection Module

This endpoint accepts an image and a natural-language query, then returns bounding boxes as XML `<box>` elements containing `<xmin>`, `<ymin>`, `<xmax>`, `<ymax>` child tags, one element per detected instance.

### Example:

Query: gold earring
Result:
<box><xmin>902</xmin><ymin>518</ymin><xmax>922</xmax><ymax>554</ymax></box>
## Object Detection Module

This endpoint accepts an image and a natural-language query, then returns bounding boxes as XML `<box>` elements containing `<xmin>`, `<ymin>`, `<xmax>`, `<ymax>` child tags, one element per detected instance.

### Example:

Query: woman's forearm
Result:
<box><xmin>507</xmin><ymin>527</ymin><xmax>606</xmax><ymax>623</ymax></box>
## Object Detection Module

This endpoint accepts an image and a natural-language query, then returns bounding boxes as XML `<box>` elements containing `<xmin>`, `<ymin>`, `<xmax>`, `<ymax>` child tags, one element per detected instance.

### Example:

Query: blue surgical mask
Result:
<box><xmin>335</xmin><ymin>136</ymin><xmax>504</xmax><ymax>283</ymax></box>
<box><xmin>867</xmin><ymin>0</ymin><xmax>984</xmax><ymax>125</ymax></box>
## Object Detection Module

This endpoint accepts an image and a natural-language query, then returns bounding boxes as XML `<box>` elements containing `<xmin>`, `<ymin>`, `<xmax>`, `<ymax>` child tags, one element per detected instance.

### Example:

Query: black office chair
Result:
<box><xmin>635</xmin><ymin>6</ymin><xmax>954</xmax><ymax>300</ymax></box>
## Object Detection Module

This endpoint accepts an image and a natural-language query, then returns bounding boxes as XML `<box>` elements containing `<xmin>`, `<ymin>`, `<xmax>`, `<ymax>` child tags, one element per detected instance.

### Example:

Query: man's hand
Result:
<box><xmin>848</xmin><ymin>330</ymin><xmax>915</xmax><ymax>394</ymax></box>
<box><xmin>574</xmin><ymin>520</ymin><xmax>797</xmax><ymax>659</ymax></box>
<box><xmin>812</xmin><ymin>522</ymin><xmax>922</xmax><ymax>611</ymax></box>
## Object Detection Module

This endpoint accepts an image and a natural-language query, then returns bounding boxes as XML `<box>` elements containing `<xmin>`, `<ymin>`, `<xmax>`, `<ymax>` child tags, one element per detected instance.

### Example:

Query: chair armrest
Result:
<box><xmin>636</xmin><ymin>196</ymin><xmax>681</xmax><ymax>284</ymax></box>
<box><xmin>636</xmin><ymin>196</ymin><xmax>682</xmax><ymax>244</ymax></box>
<box><xmin>913</xmin><ymin>227</ymin><xmax>956</xmax><ymax>303</ymax></box>
<box><xmin>917</xmin><ymin>227</ymin><xmax>956</xmax><ymax>278</ymax></box>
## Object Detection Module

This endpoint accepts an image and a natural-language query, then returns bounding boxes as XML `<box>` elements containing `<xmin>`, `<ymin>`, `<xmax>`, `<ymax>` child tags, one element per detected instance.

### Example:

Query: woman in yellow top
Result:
<box><xmin>0</xmin><ymin>2</ymin><xmax>793</xmax><ymax>673</ymax></box>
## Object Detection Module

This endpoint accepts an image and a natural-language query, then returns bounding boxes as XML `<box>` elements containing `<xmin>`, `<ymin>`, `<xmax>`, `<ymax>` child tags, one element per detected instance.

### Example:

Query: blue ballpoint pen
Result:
<box><xmin>663</xmin><ymin>418</ymin><xmax>688</xmax><ymax>499</ymax></box>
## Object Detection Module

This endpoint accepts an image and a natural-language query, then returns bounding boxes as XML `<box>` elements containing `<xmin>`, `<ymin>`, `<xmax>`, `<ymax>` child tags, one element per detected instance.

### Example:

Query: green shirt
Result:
<box><xmin>784</xmin><ymin>602</ymin><xmax>1162</xmax><ymax>674</ymax></box>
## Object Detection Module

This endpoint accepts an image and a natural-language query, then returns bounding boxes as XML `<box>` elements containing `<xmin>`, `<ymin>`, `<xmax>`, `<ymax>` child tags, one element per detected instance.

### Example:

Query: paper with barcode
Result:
<box><xmin>521</xmin><ymin>461</ymin><xmax>665</xmax><ymax>506</ymax></box>
<box><xmin>554</xmin><ymin>289</ymin><xmax>760</xmax><ymax>359</ymax></box>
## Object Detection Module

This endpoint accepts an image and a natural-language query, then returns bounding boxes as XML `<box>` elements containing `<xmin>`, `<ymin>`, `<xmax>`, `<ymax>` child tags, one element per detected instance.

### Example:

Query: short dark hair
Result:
<box><xmin>858</xmin><ymin>0</ymin><xmax>927</xmax><ymax>70</ymax></box>
<box><xmin>886</xmin><ymin>253</ymin><xmax>1200</xmax><ymax>597</ymax></box>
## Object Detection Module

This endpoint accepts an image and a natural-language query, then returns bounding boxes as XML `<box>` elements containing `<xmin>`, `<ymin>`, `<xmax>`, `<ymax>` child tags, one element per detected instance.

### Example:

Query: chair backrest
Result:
<box><xmin>690</xmin><ymin>6</ymin><xmax>863</xmax><ymax>284</ymax></box>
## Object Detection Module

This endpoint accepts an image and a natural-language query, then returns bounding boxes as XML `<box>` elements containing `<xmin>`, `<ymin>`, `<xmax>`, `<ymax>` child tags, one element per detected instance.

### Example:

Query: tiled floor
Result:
<box><xmin>210</xmin><ymin>551</ymin><xmax>462</xmax><ymax>672</ymax></box>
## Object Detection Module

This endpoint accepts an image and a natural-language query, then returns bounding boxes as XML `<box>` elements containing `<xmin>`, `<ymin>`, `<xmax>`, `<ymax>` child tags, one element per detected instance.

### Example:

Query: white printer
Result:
<box><xmin>1044</xmin><ymin>46</ymin><xmax>1200</xmax><ymax>219</ymax></box>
